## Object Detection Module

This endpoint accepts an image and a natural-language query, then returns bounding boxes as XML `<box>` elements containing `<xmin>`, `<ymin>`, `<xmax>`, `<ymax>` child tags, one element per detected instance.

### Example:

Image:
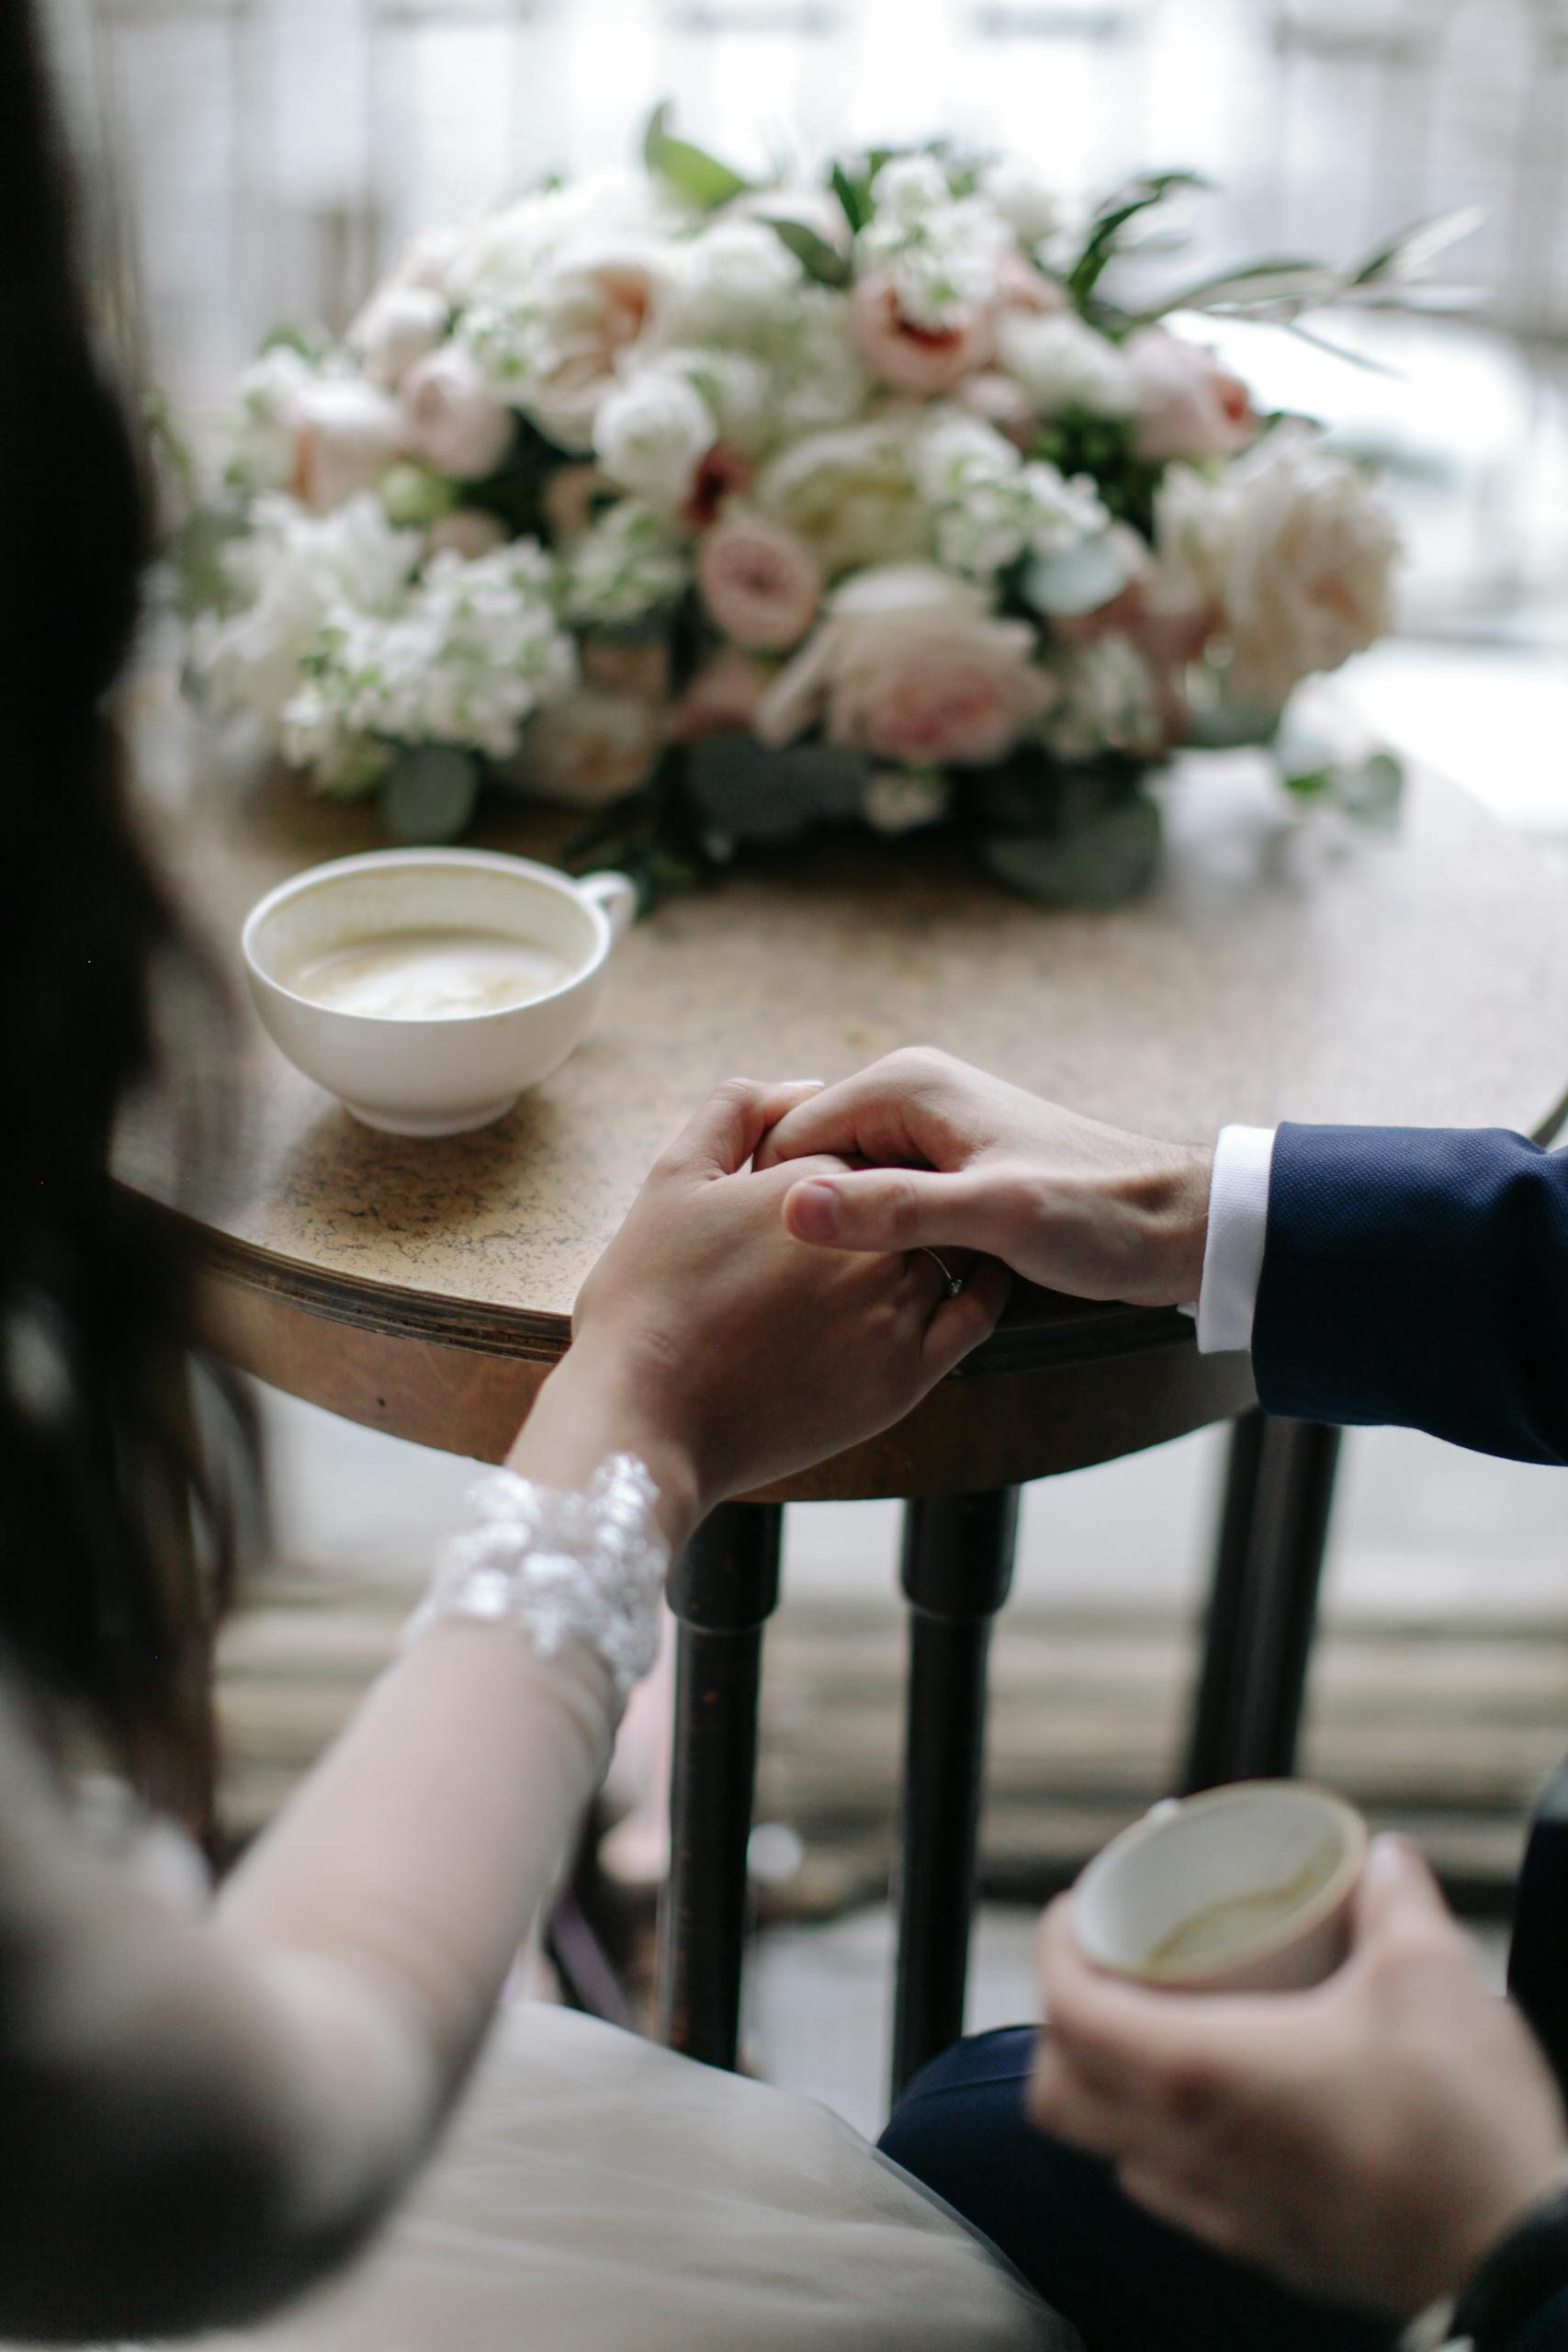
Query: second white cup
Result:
<box><xmin>1071</xmin><ymin>1781</ymin><xmax>1368</xmax><ymax>1995</ymax></box>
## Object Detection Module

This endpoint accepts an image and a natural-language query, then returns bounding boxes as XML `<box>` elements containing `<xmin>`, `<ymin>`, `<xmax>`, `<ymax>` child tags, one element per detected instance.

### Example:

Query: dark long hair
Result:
<box><xmin>0</xmin><ymin>5</ymin><xmax>250</xmax><ymax>1818</ymax></box>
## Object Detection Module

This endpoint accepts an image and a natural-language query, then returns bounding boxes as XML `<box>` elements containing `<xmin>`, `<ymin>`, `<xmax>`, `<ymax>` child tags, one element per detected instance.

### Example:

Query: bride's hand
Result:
<box><xmin>513</xmin><ymin>1079</ymin><xmax>1010</xmax><ymax>1543</ymax></box>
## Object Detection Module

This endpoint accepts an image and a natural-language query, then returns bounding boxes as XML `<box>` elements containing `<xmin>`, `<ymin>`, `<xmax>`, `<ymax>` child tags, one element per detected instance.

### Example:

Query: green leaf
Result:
<box><xmin>642</xmin><ymin>102</ymin><xmax>754</xmax><ymax>212</ymax></box>
<box><xmin>978</xmin><ymin>792</ymin><xmax>1162</xmax><ymax>910</ymax></box>
<box><xmin>756</xmin><ymin>214</ymin><xmax>852</xmax><ymax>288</ymax></box>
<box><xmin>830</xmin><ymin>162</ymin><xmax>866</xmax><ymax>236</ymax></box>
<box><xmin>1067</xmin><ymin>170</ymin><xmax>1210</xmax><ymax>309</ymax></box>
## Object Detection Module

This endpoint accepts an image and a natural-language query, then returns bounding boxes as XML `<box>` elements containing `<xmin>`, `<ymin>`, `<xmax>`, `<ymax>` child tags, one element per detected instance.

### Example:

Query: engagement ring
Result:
<box><xmin>919</xmin><ymin>1249</ymin><xmax>964</xmax><ymax>1299</ymax></box>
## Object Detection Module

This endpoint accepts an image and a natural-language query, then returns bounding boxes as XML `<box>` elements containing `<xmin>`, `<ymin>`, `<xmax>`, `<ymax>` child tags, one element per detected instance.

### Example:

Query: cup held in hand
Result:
<box><xmin>1072</xmin><ymin>1781</ymin><xmax>1368</xmax><ymax>1995</ymax></box>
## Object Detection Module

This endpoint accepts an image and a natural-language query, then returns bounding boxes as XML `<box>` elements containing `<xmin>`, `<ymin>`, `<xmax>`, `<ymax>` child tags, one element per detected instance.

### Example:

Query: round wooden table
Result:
<box><xmin>123</xmin><ymin>746</ymin><xmax>1568</xmax><ymax>2084</ymax></box>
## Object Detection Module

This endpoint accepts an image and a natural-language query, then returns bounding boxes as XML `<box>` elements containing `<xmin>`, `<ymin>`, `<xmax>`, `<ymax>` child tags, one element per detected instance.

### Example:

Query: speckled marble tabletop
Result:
<box><xmin>122</xmin><ymin>752</ymin><xmax>1568</xmax><ymax>1359</ymax></box>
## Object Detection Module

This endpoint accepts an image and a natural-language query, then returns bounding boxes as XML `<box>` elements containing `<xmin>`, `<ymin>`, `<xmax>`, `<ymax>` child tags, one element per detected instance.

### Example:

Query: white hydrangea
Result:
<box><xmin>748</xmin><ymin>286</ymin><xmax>868</xmax><ymax>442</ymax></box>
<box><xmin>1043</xmin><ymin>635</ymin><xmax>1166</xmax><ymax>762</ymax></box>
<box><xmin>857</xmin><ymin>155</ymin><xmax>1010</xmax><ymax>329</ymax></box>
<box><xmin>196</xmin><ymin>492</ymin><xmax>420</xmax><ymax>733</ymax></box>
<box><xmin>913</xmin><ymin>410</ymin><xmax>1109</xmax><ymax>576</ymax></box>
<box><xmin>281</xmin><ymin>540</ymin><xmax>576</xmax><ymax>782</ymax></box>
<box><xmin>996</xmin><ymin>311</ymin><xmax>1136</xmax><ymax>418</ymax></box>
<box><xmin>559</xmin><ymin>498</ymin><xmax>690</xmax><ymax>628</ymax></box>
<box><xmin>592</xmin><ymin>362</ymin><xmax>717</xmax><ymax>506</ymax></box>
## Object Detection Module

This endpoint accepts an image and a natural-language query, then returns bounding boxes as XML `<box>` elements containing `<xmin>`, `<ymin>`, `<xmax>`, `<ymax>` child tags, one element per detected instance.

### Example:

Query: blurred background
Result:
<box><xmin>46</xmin><ymin>0</ymin><xmax>1568</xmax><ymax>2124</ymax></box>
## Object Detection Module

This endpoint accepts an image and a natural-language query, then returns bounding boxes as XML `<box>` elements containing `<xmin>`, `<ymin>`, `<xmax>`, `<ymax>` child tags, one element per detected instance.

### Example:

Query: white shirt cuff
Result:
<box><xmin>1183</xmin><ymin>1125</ymin><xmax>1277</xmax><ymax>1355</ymax></box>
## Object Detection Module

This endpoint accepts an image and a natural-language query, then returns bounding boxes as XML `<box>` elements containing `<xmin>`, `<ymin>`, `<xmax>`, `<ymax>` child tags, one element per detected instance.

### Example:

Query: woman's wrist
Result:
<box><xmin>506</xmin><ymin>1344</ymin><xmax>704</xmax><ymax>1555</ymax></box>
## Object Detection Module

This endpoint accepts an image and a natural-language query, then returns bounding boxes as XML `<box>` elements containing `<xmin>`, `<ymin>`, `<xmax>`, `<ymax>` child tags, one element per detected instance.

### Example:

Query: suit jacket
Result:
<box><xmin>1253</xmin><ymin>1124</ymin><xmax>1568</xmax><ymax>1464</ymax></box>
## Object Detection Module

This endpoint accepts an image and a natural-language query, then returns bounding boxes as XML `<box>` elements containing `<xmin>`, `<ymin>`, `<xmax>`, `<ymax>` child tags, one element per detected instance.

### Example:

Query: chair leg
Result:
<box><xmin>1181</xmin><ymin>1413</ymin><xmax>1342</xmax><ymax>1792</ymax></box>
<box><xmin>890</xmin><ymin>1490</ymin><xmax>1020</xmax><ymax>2103</ymax></box>
<box><xmin>656</xmin><ymin>1501</ymin><xmax>783</xmax><ymax>2070</ymax></box>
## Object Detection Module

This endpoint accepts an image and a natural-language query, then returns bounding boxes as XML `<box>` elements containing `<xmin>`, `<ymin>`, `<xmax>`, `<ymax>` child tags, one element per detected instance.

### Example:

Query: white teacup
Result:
<box><xmin>242</xmin><ymin>849</ymin><xmax>636</xmax><ymax>1136</ymax></box>
<box><xmin>1072</xmin><ymin>1781</ymin><xmax>1368</xmax><ymax>1995</ymax></box>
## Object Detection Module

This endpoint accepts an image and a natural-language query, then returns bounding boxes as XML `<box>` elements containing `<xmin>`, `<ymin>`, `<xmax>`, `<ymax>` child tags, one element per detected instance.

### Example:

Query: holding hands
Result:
<box><xmin>522</xmin><ymin>1076</ymin><xmax>1010</xmax><ymax>1544</ymax></box>
<box><xmin>754</xmin><ymin>1046</ymin><xmax>1213</xmax><ymax>1310</ymax></box>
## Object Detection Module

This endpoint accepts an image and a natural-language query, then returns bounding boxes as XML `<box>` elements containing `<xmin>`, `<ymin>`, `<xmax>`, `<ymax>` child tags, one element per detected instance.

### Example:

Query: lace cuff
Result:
<box><xmin>404</xmin><ymin>1455</ymin><xmax>669</xmax><ymax>1700</ymax></box>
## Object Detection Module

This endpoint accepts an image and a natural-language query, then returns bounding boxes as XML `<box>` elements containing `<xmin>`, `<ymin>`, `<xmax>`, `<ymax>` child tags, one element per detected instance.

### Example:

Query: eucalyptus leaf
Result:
<box><xmin>684</xmin><ymin>737</ymin><xmax>867</xmax><ymax>842</ymax></box>
<box><xmin>1140</xmin><ymin>258</ymin><xmax>1339</xmax><ymax>322</ymax></box>
<box><xmin>978</xmin><ymin>793</ymin><xmax>1161</xmax><ymax>909</ymax></box>
<box><xmin>383</xmin><ymin>745</ymin><xmax>481</xmax><ymax>842</ymax></box>
<box><xmin>1350</xmin><ymin>205</ymin><xmax>1484</xmax><ymax>288</ymax></box>
<box><xmin>642</xmin><ymin>102</ymin><xmax>754</xmax><ymax>212</ymax></box>
<box><xmin>758</xmin><ymin>215</ymin><xmax>852</xmax><ymax>288</ymax></box>
<box><xmin>1329</xmin><ymin>750</ymin><xmax>1404</xmax><ymax>828</ymax></box>
<box><xmin>1067</xmin><ymin>171</ymin><xmax>1211</xmax><ymax>308</ymax></box>
<box><xmin>1186</xmin><ymin>699</ymin><xmax>1281</xmax><ymax>751</ymax></box>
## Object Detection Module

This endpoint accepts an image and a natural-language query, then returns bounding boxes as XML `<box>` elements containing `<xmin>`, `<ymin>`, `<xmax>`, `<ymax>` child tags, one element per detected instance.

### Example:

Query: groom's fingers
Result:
<box><xmin>784</xmin><ymin>1164</ymin><xmax>1005</xmax><ymax>1257</ymax></box>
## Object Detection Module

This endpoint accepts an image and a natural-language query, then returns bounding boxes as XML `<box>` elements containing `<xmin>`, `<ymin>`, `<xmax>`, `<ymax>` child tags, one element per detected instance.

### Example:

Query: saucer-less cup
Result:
<box><xmin>1071</xmin><ymin>1781</ymin><xmax>1369</xmax><ymax>1995</ymax></box>
<box><xmin>242</xmin><ymin>849</ymin><xmax>637</xmax><ymax>1136</ymax></box>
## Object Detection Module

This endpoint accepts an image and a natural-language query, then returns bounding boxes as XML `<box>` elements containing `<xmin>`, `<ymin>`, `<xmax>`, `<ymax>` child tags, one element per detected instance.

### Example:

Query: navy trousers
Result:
<box><xmin>878</xmin><ymin>2029</ymin><xmax>1397</xmax><ymax>2352</ymax></box>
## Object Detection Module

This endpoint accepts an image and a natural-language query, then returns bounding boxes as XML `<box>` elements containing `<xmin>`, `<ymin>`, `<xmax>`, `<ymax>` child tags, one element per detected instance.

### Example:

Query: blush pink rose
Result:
<box><xmin>423</xmin><ymin>508</ymin><xmax>509</xmax><ymax>562</ymax></box>
<box><xmin>991</xmin><ymin>248</ymin><xmax>1066</xmax><ymax>320</ymax></box>
<box><xmin>1124</xmin><ymin>328</ymin><xmax>1258</xmax><ymax>466</ymax></box>
<box><xmin>671</xmin><ymin>648</ymin><xmax>773</xmax><ymax>745</ymax></box>
<box><xmin>520</xmin><ymin>690</ymin><xmax>664</xmax><ymax>808</ymax></box>
<box><xmin>581</xmin><ymin>635</ymin><xmax>671</xmax><ymax>703</ymax></box>
<box><xmin>525</xmin><ymin>252</ymin><xmax>670</xmax><ymax>449</ymax></box>
<box><xmin>681</xmin><ymin>444</ymin><xmax>756</xmax><ymax>532</ymax></box>
<box><xmin>850</xmin><ymin>272</ymin><xmax>993</xmax><ymax>399</ymax></box>
<box><xmin>399</xmin><ymin>346</ymin><xmax>516</xmax><ymax>481</ymax></box>
<box><xmin>697</xmin><ymin>506</ymin><xmax>823</xmax><ymax>651</ymax></box>
<box><xmin>290</xmin><ymin>378</ymin><xmax>401</xmax><ymax>513</ymax></box>
<box><xmin>758</xmin><ymin>564</ymin><xmax>1054</xmax><ymax>768</ymax></box>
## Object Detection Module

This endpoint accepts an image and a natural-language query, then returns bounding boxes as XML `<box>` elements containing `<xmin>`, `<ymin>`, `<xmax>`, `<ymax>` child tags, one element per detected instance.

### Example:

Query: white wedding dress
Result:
<box><xmin>195</xmin><ymin>1998</ymin><xmax>1077</xmax><ymax>2352</ymax></box>
<box><xmin>0</xmin><ymin>1655</ymin><xmax>1077</xmax><ymax>2352</ymax></box>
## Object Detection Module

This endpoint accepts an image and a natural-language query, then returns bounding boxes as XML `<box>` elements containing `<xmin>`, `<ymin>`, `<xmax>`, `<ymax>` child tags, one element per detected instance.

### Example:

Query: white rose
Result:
<box><xmin>669</xmin><ymin>218</ymin><xmax>805</xmax><ymax>345</ymax></box>
<box><xmin>592</xmin><ymin>365</ymin><xmax>716</xmax><ymax>508</ymax></box>
<box><xmin>346</xmin><ymin>280</ymin><xmax>448</xmax><ymax>390</ymax></box>
<box><xmin>756</xmin><ymin>415</ymin><xmax>931</xmax><ymax>577</ymax></box>
<box><xmin>398</xmin><ymin>345</ymin><xmax>516</xmax><ymax>480</ymax></box>
<box><xmin>290</xmin><ymin>377</ymin><xmax>401</xmax><ymax>512</ymax></box>
<box><xmin>996</xmin><ymin>311</ymin><xmax>1135</xmax><ymax>418</ymax></box>
<box><xmin>1156</xmin><ymin>424</ymin><xmax>1400</xmax><ymax>708</ymax></box>
<box><xmin>981</xmin><ymin>160</ymin><xmax>1064</xmax><ymax>247</ymax></box>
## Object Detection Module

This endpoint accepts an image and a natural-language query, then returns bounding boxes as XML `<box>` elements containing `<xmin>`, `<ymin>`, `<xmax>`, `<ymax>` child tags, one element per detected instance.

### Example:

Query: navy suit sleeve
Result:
<box><xmin>1507</xmin><ymin>2284</ymin><xmax>1568</xmax><ymax>2351</ymax></box>
<box><xmin>1252</xmin><ymin>1125</ymin><xmax>1568</xmax><ymax>1464</ymax></box>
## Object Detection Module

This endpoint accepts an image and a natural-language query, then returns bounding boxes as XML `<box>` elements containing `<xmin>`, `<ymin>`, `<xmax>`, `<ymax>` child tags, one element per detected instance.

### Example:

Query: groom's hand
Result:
<box><xmin>754</xmin><ymin>1047</ymin><xmax>1213</xmax><ymax>1308</ymax></box>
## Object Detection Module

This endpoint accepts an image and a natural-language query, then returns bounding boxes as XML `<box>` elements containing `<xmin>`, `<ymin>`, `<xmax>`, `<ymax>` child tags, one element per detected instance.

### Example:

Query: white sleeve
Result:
<box><xmin>1188</xmin><ymin>1125</ymin><xmax>1277</xmax><ymax>1355</ymax></box>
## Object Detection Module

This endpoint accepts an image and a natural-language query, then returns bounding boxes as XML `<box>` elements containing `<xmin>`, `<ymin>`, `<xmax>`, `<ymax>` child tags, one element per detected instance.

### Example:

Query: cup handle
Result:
<box><xmin>579</xmin><ymin>869</ymin><xmax>637</xmax><ymax>944</ymax></box>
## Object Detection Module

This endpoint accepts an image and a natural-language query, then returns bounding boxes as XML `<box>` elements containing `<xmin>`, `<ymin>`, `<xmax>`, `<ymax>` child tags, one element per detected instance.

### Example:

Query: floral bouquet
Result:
<box><xmin>185</xmin><ymin>112</ymin><xmax>1438</xmax><ymax>905</ymax></box>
